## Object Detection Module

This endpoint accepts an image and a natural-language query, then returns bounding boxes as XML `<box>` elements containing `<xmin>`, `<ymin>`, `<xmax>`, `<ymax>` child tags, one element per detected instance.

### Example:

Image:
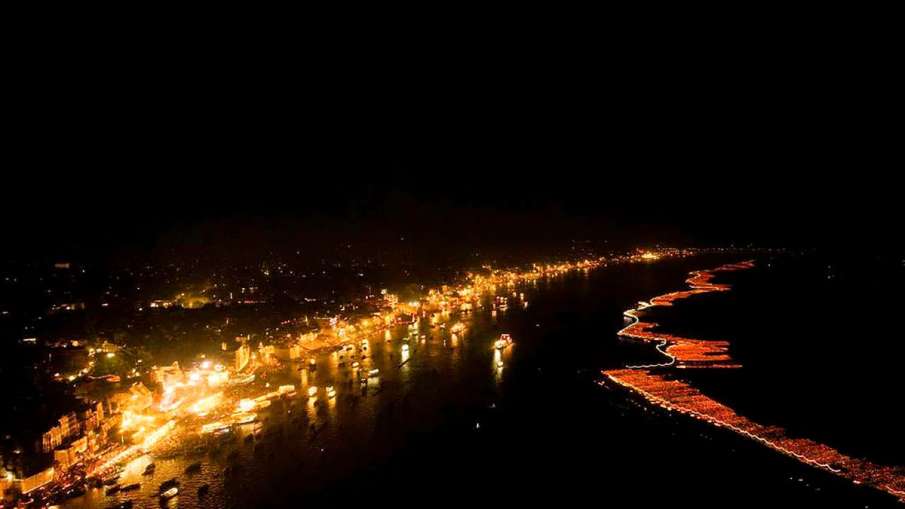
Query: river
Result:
<box><xmin>63</xmin><ymin>253</ymin><xmax>901</xmax><ymax>508</ymax></box>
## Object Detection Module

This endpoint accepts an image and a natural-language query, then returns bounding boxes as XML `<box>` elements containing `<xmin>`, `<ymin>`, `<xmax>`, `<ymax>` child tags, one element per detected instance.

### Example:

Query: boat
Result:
<box><xmin>105</xmin><ymin>485</ymin><xmax>121</xmax><ymax>496</ymax></box>
<box><xmin>121</xmin><ymin>483</ymin><xmax>141</xmax><ymax>492</ymax></box>
<box><xmin>197</xmin><ymin>484</ymin><xmax>210</xmax><ymax>496</ymax></box>
<box><xmin>185</xmin><ymin>461</ymin><xmax>202</xmax><ymax>474</ymax></box>
<box><xmin>158</xmin><ymin>478</ymin><xmax>179</xmax><ymax>493</ymax></box>
<box><xmin>159</xmin><ymin>487</ymin><xmax>178</xmax><ymax>499</ymax></box>
<box><xmin>61</xmin><ymin>487</ymin><xmax>84</xmax><ymax>500</ymax></box>
<box><xmin>143</xmin><ymin>463</ymin><xmax>156</xmax><ymax>475</ymax></box>
<box><xmin>65</xmin><ymin>485</ymin><xmax>86</xmax><ymax>498</ymax></box>
<box><xmin>102</xmin><ymin>477</ymin><xmax>120</xmax><ymax>486</ymax></box>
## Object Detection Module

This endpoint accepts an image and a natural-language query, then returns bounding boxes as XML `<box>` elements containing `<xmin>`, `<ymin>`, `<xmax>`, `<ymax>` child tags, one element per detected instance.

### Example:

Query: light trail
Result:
<box><xmin>604</xmin><ymin>261</ymin><xmax>905</xmax><ymax>502</ymax></box>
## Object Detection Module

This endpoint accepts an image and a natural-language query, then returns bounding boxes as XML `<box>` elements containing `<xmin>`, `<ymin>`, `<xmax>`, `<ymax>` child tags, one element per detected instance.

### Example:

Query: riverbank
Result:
<box><xmin>604</xmin><ymin>259</ymin><xmax>904</xmax><ymax>503</ymax></box>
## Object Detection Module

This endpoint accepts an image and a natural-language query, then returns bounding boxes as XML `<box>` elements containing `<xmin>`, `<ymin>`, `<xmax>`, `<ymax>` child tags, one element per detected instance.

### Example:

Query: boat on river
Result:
<box><xmin>159</xmin><ymin>486</ymin><xmax>178</xmax><ymax>500</ymax></box>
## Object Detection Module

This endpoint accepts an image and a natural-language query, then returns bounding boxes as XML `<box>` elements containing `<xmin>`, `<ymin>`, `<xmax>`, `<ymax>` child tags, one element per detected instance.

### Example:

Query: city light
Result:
<box><xmin>18</xmin><ymin>248</ymin><xmax>710</xmax><ymax>503</ymax></box>
<box><xmin>238</xmin><ymin>399</ymin><xmax>255</xmax><ymax>413</ymax></box>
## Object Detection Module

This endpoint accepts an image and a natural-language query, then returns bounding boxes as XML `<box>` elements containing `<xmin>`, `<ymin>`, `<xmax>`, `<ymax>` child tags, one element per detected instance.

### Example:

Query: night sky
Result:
<box><xmin>6</xmin><ymin>25</ymin><xmax>900</xmax><ymax>262</ymax></box>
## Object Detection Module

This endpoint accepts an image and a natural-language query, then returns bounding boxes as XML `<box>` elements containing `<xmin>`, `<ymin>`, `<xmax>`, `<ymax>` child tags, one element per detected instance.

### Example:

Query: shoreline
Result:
<box><xmin>603</xmin><ymin>261</ymin><xmax>905</xmax><ymax>502</ymax></box>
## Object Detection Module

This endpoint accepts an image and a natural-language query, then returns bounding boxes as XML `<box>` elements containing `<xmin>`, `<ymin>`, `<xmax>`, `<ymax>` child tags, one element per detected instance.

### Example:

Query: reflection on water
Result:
<box><xmin>493</xmin><ymin>349</ymin><xmax>504</xmax><ymax>382</ymax></box>
<box><xmin>68</xmin><ymin>290</ymin><xmax>529</xmax><ymax>507</ymax></box>
<box><xmin>65</xmin><ymin>259</ymin><xmax>713</xmax><ymax>508</ymax></box>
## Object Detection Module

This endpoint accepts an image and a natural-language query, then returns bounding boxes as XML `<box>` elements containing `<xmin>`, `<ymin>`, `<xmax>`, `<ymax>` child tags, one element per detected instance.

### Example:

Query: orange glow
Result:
<box><xmin>605</xmin><ymin>261</ymin><xmax>905</xmax><ymax>502</ymax></box>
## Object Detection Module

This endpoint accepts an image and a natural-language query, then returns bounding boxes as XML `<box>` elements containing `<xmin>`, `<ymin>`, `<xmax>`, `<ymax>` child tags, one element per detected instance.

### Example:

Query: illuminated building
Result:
<box><xmin>0</xmin><ymin>467</ymin><xmax>55</xmax><ymax>495</ymax></box>
<box><xmin>258</xmin><ymin>343</ymin><xmax>279</xmax><ymax>365</ymax></box>
<box><xmin>149</xmin><ymin>299</ymin><xmax>176</xmax><ymax>309</ymax></box>
<box><xmin>153</xmin><ymin>362</ymin><xmax>185</xmax><ymax>387</ymax></box>
<box><xmin>53</xmin><ymin>436</ymin><xmax>87</xmax><ymax>469</ymax></box>
<box><xmin>235</xmin><ymin>343</ymin><xmax>251</xmax><ymax>371</ymax></box>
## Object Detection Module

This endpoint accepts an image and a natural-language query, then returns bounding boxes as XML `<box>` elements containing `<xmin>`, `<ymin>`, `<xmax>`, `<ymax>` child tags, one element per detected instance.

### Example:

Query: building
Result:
<box><xmin>235</xmin><ymin>343</ymin><xmax>251</xmax><ymax>372</ymax></box>
<box><xmin>110</xmin><ymin>382</ymin><xmax>152</xmax><ymax>415</ymax></box>
<box><xmin>53</xmin><ymin>436</ymin><xmax>87</xmax><ymax>470</ymax></box>
<box><xmin>41</xmin><ymin>402</ymin><xmax>106</xmax><ymax>454</ymax></box>
<box><xmin>152</xmin><ymin>362</ymin><xmax>184</xmax><ymax>387</ymax></box>
<box><xmin>257</xmin><ymin>344</ymin><xmax>279</xmax><ymax>365</ymax></box>
<box><xmin>1</xmin><ymin>467</ymin><xmax>55</xmax><ymax>495</ymax></box>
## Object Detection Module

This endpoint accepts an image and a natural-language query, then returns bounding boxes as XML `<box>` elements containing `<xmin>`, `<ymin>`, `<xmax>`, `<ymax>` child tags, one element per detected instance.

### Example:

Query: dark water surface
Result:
<box><xmin>661</xmin><ymin>253</ymin><xmax>905</xmax><ymax>465</ymax></box>
<box><xmin>65</xmin><ymin>254</ymin><xmax>902</xmax><ymax>508</ymax></box>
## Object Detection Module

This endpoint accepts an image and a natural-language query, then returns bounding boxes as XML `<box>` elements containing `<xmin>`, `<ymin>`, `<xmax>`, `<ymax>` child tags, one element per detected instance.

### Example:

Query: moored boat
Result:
<box><xmin>494</xmin><ymin>333</ymin><xmax>513</xmax><ymax>349</ymax></box>
<box><xmin>158</xmin><ymin>478</ymin><xmax>179</xmax><ymax>493</ymax></box>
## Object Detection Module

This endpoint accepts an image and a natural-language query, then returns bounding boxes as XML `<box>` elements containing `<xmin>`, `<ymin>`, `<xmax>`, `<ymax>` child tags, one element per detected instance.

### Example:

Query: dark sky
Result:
<box><xmin>5</xmin><ymin>23</ymin><xmax>901</xmax><ymax>262</ymax></box>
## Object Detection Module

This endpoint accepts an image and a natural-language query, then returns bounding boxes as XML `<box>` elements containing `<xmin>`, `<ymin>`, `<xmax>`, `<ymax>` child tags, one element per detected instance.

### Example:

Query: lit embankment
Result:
<box><xmin>604</xmin><ymin>261</ymin><xmax>905</xmax><ymax>502</ymax></box>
